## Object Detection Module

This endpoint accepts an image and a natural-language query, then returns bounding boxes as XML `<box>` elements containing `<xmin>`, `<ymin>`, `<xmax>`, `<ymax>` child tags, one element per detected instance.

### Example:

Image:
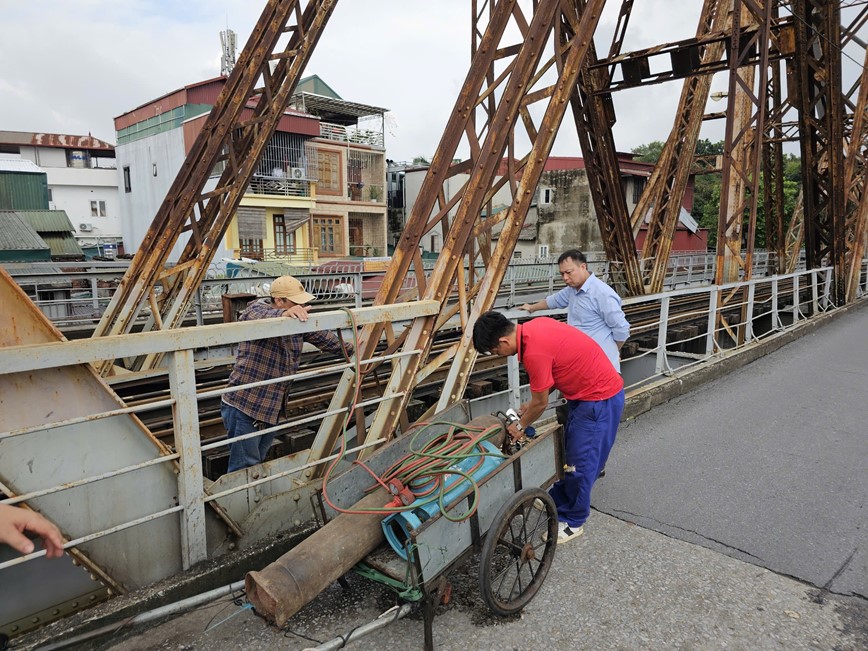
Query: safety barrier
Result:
<box><xmin>0</xmin><ymin>301</ymin><xmax>438</xmax><ymax>576</ymax></box>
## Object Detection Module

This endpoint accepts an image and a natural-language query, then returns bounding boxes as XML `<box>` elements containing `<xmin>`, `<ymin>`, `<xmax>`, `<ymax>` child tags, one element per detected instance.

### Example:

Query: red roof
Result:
<box><xmin>0</xmin><ymin>131</ymin><xmax>114</xmax><ymax>151</ymax></box>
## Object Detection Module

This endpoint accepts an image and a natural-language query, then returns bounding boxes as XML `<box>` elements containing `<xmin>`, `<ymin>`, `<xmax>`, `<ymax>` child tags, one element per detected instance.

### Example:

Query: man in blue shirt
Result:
<box><xmin>520</xmin><ymin>249</ymin><xmax>630</xmax><ymax>372</ymax></box>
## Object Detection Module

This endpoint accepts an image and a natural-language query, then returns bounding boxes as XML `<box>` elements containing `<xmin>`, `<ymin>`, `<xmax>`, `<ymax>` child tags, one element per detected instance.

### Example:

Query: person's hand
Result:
<box><xmin>519</xmin><ymin>303</ymin><xmax>533</xmax><ymax>312</ymax></box>
<box><xmin>0</xmin><ymin>504</ymin><xmax>64</xmax><ymax>558</ymax></box>
<box><xmin>282</xmin><ymin>305</ymin><xmax>312</xmax><ymax>322</ymax></box>
<box><xmin>506</xmin><ymin>422</ymin><xmax>524</xmax><ymax>442</ymax></box>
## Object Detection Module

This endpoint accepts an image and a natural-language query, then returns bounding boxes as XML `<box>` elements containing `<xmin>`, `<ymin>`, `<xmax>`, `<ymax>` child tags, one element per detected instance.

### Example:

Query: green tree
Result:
<box><xmin>631</xmin><ymin>140</ymin><xmax>801</xmax><ymax>251</ymax></box>
<box><xmin>631</xmin><ymin>141</ymin><xmax>665</xmax><ymax>163</ymax></box>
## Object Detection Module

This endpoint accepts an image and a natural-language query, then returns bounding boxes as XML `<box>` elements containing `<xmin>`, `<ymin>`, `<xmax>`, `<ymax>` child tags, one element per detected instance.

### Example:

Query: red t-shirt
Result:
<box><xmin>517</xmin><ymin>317</ymin><xmax>623</xmax><ymax>401</ymax></box>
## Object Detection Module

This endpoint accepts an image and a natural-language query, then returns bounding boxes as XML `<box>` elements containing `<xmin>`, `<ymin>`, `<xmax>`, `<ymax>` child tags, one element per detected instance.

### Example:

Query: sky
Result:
<box><xmin>0</xmin><ymin>1</ymin><xmax>767</xmax><ymax>162</ymax></box>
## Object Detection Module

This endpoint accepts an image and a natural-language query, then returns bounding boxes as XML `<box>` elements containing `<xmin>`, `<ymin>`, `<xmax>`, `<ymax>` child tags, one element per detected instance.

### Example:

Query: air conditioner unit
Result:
<box><xmin>289</xmin><ymin>167</ymin><xmax>305</xmax><ymax>180</ymax></box>
<box><xmin>79</xmin><ymin>223</ymin><xmax>93</xmax><ymax>232</ymax></box>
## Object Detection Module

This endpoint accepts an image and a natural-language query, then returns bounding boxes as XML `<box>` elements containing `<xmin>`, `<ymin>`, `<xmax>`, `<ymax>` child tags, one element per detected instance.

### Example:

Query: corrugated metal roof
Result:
<box><xmin>0</xmin><ymin>212</ymin><xmax>50</xmax><ymax>251</ymax></box>
<box><xmin>227</xmin><ymin>261</ymin><xmax>297</xmax><ymax>277</ymax></box>
<box><xmin>40</xmin><ymin>233</ymin><xmax>85</xmax><ymax>259</ymax></box>
<box><xmin>0</xmin><ymin>209</ymin><xmax>84</xmax><ymax>258</ymax></box>
<box><xmin>0</xmin><ymin>158</ymin><xmax>45</xmax><ymax>174</ymax></box>
<box><xmin>0</xmin><ymin>262</ymin><xmax>66</xmax><ymax>275</ymax></box>
<box><xmin>291</xmin><ymin>92</ymin><xmax>388</xmax><ymax>120</ymax></box>
<box><xmin>0</xmin><ymin>131</ymin><xmax>115</xmax><ymax>151</ymax></box>
<box><xmin>13</xmin><ymin>210</ymin><xmax>75</xmax><ymax>232</ymax></box>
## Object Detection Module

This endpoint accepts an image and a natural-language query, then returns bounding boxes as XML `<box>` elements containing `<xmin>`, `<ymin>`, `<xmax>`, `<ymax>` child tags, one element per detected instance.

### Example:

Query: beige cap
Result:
<box><xmin>270</xmin><ymin>275</ymin><xmax>316</xmax><ymax>304</ymax></box>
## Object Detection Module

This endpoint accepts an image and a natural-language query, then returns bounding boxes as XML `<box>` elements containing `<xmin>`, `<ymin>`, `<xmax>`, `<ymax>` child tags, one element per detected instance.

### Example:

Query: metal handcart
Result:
<box><xmin>316</xmin><ymin>401</ymin><xmax>564</xmax><ymax>650</ymax></box>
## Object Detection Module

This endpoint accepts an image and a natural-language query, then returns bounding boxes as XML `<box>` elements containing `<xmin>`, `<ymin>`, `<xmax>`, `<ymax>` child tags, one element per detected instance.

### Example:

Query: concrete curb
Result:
<box><xmin>13</xmin><ymin>525</ymin><xmax>316</xmax><ymax>651</ymax></box>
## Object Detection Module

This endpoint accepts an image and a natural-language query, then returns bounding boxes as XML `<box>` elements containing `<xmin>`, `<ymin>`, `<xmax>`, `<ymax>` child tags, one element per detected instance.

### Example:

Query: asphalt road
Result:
<box><xmin>102</xmin><ymin>303</ymin><xmax>868</xmax><ymax>651</ymax></box>
<box><xmin>594</xmin><ymin>300</ymin><xmax>868</xmax><ymax>600</ymax></box>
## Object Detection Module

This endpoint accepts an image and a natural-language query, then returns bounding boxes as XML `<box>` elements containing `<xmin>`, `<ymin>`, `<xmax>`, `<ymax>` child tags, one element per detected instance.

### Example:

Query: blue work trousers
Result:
<box><xmin>221</xmin><ymin>402</ymin><xmax>276</xmax><ymax>473</ymax></box>
<box><xmin>549</xmin><ymin>389</ymin><xmax>624</xmax><ymax>527</ymax></box>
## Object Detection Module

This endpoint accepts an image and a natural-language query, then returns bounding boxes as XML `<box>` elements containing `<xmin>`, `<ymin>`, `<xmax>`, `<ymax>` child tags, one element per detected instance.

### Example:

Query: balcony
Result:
<box><xmin>232</xmin><ymin>247</ymin><xmax>318</xmax><ymax>265</ymax></box>
<box><xmin>247</xmin><ymin>174</ymin><xmax>313</xmax><ymax>198</ymax></box>
<box><xmin>347</xmin><ymin>182</ymin><xmax>385</xmax><ymax>203</ymax></box>
<box><xmin>320</xmin><ymin>122</ymin><xmax>385</xmax><ymax>149</ymax></box>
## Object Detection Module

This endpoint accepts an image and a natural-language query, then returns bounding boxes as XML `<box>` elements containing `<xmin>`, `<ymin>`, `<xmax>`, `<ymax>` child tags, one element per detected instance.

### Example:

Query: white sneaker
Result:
<box><xmin>543</xmin><ymin>520</ymin><xmax>584</xmax><ymax>544</ymax></box>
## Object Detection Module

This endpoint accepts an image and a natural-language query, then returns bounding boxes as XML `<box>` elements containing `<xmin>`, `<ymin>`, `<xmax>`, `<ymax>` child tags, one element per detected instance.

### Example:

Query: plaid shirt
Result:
<box><xmin>222</xmin><ymin>298</ymin><xmax>350</xmax><ymax>424</ymax></box>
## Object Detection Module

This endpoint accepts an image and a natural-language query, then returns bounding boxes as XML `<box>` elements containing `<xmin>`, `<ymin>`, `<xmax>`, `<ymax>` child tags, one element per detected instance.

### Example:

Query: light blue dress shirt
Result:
<box><xmin>545</xmin><ymin>273</ymin><xmax>630</xmax><ymax>372</ymax></box>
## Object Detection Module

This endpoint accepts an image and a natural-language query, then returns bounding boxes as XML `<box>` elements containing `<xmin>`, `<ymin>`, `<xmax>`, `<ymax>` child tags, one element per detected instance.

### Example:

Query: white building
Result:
<box><xmin>0</xmin><ymin>131</ymin><xmax>121</xmax><ymax>252</ymax></box>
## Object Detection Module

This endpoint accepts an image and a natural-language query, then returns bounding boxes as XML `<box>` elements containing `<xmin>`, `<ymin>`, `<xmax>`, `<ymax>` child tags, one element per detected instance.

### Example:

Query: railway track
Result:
<box><xmin>106</xmin><ymin>278</ymin><xmax>813</xmax><ymax>479</ymax></box>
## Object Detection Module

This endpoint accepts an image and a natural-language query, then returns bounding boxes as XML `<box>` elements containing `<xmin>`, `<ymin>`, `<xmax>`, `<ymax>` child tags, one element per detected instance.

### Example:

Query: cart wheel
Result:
<box><xmin>478</xmin><ymin>487</ymin><xmax>557</xmax><ymax>616</ymax></box>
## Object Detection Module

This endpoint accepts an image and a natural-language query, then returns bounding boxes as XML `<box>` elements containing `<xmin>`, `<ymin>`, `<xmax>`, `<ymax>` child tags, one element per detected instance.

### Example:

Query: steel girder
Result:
<box><xmin>844</xmin><ymin>44</ymin><xmax>868</xmax><ymax>301</ymax></box>
<box><xmin>791</xmin><ymin>0</ymin><xmax>846</xmax><ymax>305</ymax></box>
<box><xmin>568</xmin><ymin>13</ymin><xmax>644</xmax><ymax>296</ymax></box>
<box><xmin>784</xmin><ymin>189</ymin><xmax>805</xmax><ymax>274</ymax></box>
<box><xmin>634</xmin><ymin>0</ymin><xmax>729</xmax><ymax>293</ymax></box>
<box><xmin>761</xmin><ymin>3</ymin><xmax>788</xmax><ymax>273</ymax></box>
<box><xmin>92</xmin><ymin>0</ymin><xmax>338</xmax><ymax>374</ymax></box>
<box><xmin>711</xmin><ymin>0</ymin><xmax>772</xmax><ymax>348</ymax></box>
<box><xmin>306</xmin><ymin>0</ymin><xmax>608</xmax><ymax>474</ymax></box>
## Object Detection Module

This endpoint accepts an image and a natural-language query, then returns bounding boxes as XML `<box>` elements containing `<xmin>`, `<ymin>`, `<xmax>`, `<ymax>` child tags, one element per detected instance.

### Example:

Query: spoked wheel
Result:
<box><xmin>478</xmin><ymin>487</ymin><xmax>557</xmax><ymax>616</ymax></box>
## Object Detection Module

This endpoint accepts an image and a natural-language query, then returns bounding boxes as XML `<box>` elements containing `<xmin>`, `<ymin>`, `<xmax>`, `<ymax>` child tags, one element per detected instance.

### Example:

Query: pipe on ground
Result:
<box><xmin>246</xmin><ymin>488</ymin><xmax>391</xmax><ymax>626</ymax></box>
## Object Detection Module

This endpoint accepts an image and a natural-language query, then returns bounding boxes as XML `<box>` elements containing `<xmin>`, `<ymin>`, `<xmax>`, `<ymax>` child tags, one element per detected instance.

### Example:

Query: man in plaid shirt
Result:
<box><xmin>221</xmin><ymin>276</ymin><xmax>352</xmax><ymax>472</ymax></box>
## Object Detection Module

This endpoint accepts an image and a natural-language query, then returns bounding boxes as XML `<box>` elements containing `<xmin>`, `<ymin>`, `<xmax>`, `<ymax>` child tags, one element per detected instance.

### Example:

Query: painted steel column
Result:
<box><xmin>167</xmin><ymin>349</ymin><xmax>207</xmax><ymax>569</ymax></box>
<box><xmin>507</xmin><ymin>355</ymin><xmax>522</xmax><ymax>409</ymax></box>
<box><xmin>771</xmin><ymin>277</ymin><xmax>779</xmax><ymax>330</ymax></box>
<box><xmin>706</xmin><ymin>286</ymin><xmax>718</xmax><ymax>356</ymax></box>
<box><xmin>655</xmin><ymin>295</ymin><xmax>671</xmax><ymax>376</ymax></box>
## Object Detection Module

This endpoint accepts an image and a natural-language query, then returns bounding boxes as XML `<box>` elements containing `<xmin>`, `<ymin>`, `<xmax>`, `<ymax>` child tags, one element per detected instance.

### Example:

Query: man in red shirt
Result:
<box><xmin>472</xmin><ymin>311</ymin><xmax>625</xmax><ymax>543</ymax></box>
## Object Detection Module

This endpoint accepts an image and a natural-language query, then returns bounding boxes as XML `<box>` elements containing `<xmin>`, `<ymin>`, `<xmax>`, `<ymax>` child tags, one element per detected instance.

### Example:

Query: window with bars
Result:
<box><xmin>312</xmin><ymin>215</ymin><xmax>343</xmax><ymax>255</ymax></box>
<box><xmin>632</xmin><ymin>177</ymin><xmax>645</xmax><ymax>204</ymax></box>
<box><xmin>273</xmin><ymin>214</ymin><xmax>296</xmax><ymax>253</ymax></box>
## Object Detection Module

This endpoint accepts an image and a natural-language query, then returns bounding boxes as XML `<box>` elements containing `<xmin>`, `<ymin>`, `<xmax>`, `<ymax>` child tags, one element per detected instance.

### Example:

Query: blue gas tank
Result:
<box><xmin>381</xmin><ymin>440</ymin><xmax>506</xmax><ymax>559</ymax></box>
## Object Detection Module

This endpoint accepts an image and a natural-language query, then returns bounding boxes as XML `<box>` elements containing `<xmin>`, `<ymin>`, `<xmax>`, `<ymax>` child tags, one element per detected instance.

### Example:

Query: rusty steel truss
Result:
<box><xmin>91</xmin><ymin>0</ymin><xmax>339</xmax><ymax>375</ymax></box>
<box><xmin>72</xmin><ymin>0</ymin><xmax>865</xmax><ymax>445</ymax></box>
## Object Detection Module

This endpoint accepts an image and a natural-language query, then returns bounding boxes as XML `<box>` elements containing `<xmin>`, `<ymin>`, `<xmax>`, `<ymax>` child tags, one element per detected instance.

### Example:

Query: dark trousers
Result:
<box><xmin>549</xmin><ymin>389</ymin><xmax>624</xmax><ymax>527</ymax></box>
<box><xmin>221</xmin><ymin>402</ymin><xmax>275</xmax><ymax>472</ymax></box>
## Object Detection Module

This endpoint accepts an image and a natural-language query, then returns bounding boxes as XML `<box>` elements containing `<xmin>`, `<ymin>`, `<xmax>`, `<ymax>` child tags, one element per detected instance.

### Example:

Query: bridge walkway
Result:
<box><xmin>96</xmin><ymin>302</ymin><xmax>868</xmax><ymax>650</ymax></box>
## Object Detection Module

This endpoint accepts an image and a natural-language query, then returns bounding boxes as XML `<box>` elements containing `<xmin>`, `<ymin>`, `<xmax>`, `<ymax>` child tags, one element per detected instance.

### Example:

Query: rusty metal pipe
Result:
<box><xmin>245</xmin><ymin>488</ymin><xmax>391</xmax><ymax>626</ymax></box>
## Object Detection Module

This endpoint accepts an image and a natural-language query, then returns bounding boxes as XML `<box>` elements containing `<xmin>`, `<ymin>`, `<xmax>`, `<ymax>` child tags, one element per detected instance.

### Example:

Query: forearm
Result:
<box><xmin>519</xmin><ymin>391</ymin><xmax>549</xmax><ymax>429</ymax></box>
<box><xmin>521</xmin><ymin>299</ymin><xmax>549</xmax><ymax>313</ymax></box>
